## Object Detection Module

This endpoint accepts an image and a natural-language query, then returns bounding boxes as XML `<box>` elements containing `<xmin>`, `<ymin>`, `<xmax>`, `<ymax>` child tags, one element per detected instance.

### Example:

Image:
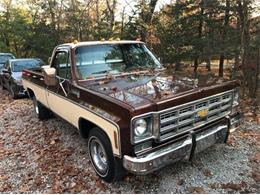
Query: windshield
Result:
<box><xmin>75</xmin><ymin>43</ymin><xmax>162</xmax><ymax>79</ymax></box>
<box><xmin>12</xmin><ymin>59</ymin><xmax>44</xmax><ymax>72</ymax></box>
<box><xmin>0</xmin><ymin>55</ymin><xmax>14</xmax><ymax>64</ymax></box>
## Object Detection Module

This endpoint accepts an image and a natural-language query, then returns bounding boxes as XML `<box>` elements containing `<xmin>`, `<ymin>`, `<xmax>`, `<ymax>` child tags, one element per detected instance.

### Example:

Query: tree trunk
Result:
<box><xmin>253</xmin><ymin>47</ymin><xmax>259</xmax><ymax>97</ymax></box>
<box><xmin>219</xmin><ymin>54</ymin><xmax>224</xmax><ymax>77</ymax></box>
<box><xmin>194</xmin><ymin>0</ymin><xmax>204</xmax><ymax>74</ymax></box>
<box><xmin>234</xmin><ymin>50</ymin><xmax>240</xmax><ymax>70</ymax></box>
<box><xmin>219</xmin><ymin>0</ymin><xmax>230</xmax><ymax>77</ymax></box>
<box><xmin>237</xmin><ymin>0</ymin><xmax>251</xmax><ymax>97</ymax></box>
<box><xmin>106</xmin><ymin>0</ymin><xmax>116</xmax><ymax>33</ymax></box>
<box><xmin>206</xmin><ymin>58</ymin><xmax>211</xmax><ymax>71</ymax></box>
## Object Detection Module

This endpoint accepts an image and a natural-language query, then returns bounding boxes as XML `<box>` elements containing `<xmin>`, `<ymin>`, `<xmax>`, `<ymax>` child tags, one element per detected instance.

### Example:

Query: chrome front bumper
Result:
<box><xmin>123</xmin><ymin>114</ymin><xmax>241</xmax><ymax>174</ymax></box>
<box><xmin>229</xmin><ymin>112</ymin><xmax>242</xmax><ymax>133</ymax></box>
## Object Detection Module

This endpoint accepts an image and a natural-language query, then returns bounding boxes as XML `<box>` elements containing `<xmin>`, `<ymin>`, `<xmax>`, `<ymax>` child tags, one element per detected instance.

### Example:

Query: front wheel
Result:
<box><xmin>33</xmin><ymin>96</ymin><xmax>52</xmax><ymax>120</ymax></box>
<box><xmin>88</xmin><ymin>128</ymin><xmax>125</xmax><ymax>182</ymax></box>
<box><xmin>10</xmin><ymin>84</ymin><xmax>19</xmax><ymax>99</ymax></box>
<box><xmin>0</xmin><ymin>79</ymin><xmax>3</xmax><ymax>91</ymax></box>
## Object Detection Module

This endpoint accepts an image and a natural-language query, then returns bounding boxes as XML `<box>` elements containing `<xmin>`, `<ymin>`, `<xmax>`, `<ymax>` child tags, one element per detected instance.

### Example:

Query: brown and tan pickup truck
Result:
<box><xmin>22</xmin><ymin>40</ymin><xmax>241</xmax><ymax>182</ymax></box>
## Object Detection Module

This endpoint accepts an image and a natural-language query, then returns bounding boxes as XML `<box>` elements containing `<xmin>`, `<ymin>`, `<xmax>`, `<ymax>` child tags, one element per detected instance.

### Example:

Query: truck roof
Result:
<box><xmin>0</xmin><ymin>53</ymin><xmax>14</xmax><ymax>56</ymax></box>
<box><xmin>59</xmin><ymin>40</ymin><xmax>144</xmax><ymax>48</ymax></box>
<box><xmin>8</xmin><ymin>58</ymin><xmax>41</xmax><ymax>62</ymax></box>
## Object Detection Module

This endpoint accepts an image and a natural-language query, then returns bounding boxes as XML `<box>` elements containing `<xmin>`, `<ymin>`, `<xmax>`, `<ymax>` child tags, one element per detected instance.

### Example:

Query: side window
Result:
<box><xmin>52</xmin><ymin>51</ymin><xmax>71</xmax><ymax>79</ymax></box>
<box><xmin>4</xmin><ymin>62</ymin><xmax>10</xmax><ymax>71</ymax></box>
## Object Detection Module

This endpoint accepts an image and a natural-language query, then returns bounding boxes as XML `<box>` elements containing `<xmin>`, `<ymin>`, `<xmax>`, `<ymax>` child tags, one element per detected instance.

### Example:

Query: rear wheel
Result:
<box><xmin>88</xmin><ymin>127</ymin><xmax>125</xmax><ymax>182</ymax></box>
<box><xmin>33</xmin><ymin>96</ymin><xmax>52</xmax><ymax>120</ymax></box>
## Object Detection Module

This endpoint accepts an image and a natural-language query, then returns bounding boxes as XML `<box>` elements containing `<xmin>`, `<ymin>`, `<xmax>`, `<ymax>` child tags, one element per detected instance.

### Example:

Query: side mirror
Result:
<box><xmin>43</xmin><ymin>67</ymin><xmax>57</xmax><ymax>86</ymax></box>
<box><xmin>48</xmin><ymin>57</ymin><xmax>52</xmax><ymax>65</ymax></box>
<box><xmin>2</xmin><ymin>69</ymin><xmax>11</xmax><ymax>74</ymax></box>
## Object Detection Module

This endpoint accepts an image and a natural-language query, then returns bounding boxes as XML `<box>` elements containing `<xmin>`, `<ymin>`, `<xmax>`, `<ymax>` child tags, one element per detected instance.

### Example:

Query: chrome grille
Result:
<box><xmin>159</xmin><ymin>91</ymin><xmax>233</xmax><ymax>141</ymax></box>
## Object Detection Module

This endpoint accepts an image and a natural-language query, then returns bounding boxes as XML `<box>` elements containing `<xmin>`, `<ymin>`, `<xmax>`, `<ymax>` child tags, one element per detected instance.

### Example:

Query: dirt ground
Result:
<box><xmin>0</xmin><ymin>89</ymin><xmax>259</xmax><ymax>193</ymax></box>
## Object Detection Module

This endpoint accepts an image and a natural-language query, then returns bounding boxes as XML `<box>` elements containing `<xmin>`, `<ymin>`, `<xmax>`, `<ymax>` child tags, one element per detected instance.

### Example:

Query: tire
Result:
<box><xmin>10</xmin><ymin>84</ymin><xmax>19</xmax><ymax>99</ymax></box>
<box><xmin>0</xmin><ymin>79</ymin><xmax>3</xmax><ymax>91</ymax></box>
<box><xmin>88</xmin><ymin>127</ymin><xmax>125</xmax><ymax>182</ymax></box>
<box><xmin>33</xmin><ymin>96</ymin><xmax>52</xmax><ymax>120</ymax></box>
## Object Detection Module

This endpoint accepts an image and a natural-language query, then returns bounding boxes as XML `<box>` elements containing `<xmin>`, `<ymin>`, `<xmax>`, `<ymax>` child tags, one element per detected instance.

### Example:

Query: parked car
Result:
<box><xmin>0</xmin><ymin>53</ymin><xmax>15</xmax><ymax>70</ymax></box>
<box><xmin>0</xmin><ymin>58</ymin><xmax>44</xmax><ymax>98</ymax></box>
<box><xmin>22</xmin><ymin>40</ymin><xmax>241</xmax><ymax>182</ymax></box>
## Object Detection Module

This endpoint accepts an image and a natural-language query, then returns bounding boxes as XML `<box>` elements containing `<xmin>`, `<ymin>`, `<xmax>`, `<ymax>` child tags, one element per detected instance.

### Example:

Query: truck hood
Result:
<box><xmin>79</xmin><ymin>70</ymin><xmax>237</xmax><ymax>111</ymax></box>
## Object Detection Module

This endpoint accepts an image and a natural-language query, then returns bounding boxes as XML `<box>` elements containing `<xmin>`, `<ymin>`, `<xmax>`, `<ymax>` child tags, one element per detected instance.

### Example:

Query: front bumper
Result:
<box><xmin>123</xmin><ymin>114</ymin><xmax>241</xmax><ymax>174</ymax></box>
<box><xmin>13</xmin><ymin>84</ymin><xmax>27</xmax><ymax>96</ymax></box>
<box><xmin>228</xmin><ymin>112</ymin><xmax>242</xmax><ymax>133</ymax></box>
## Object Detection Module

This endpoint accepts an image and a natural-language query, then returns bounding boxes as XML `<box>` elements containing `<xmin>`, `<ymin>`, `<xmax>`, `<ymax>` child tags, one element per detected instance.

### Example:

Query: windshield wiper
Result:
<box><xmin>91</xmin><ymin>70</ymin><xmax>111</xmax><ymax>75</ymax></box>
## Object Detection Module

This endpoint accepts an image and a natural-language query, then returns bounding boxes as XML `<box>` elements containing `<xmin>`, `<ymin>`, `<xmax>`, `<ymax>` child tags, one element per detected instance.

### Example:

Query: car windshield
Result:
<box><xmin>12</xmin><ymin>59</ymin><xmax>44</xmax><ymax>72</ymax></box>
<box><xmin>0</xmin><ymin>55</ymin><xmax>14</xmax><ymax>64</ymax></box>
<box><xmin>75</xmin><ymin>43</ymin><xmax>162</xmax><ymax>79</ymax></box>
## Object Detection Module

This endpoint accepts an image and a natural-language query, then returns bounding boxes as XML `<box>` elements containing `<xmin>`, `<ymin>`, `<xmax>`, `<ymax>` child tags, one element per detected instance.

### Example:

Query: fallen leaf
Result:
<box><xmin>50</xmin><ymin>140</ymin><xmax>56</xmax><ymax>145</ymax></box>
<box><xmin>208</xmin><ymin>183</ymin><xmax>221</xmax><ymax>189</ymax></box>
<box><xmin>187</xmin><ymin>186</ymin><xmax>206</xmax><ymax>194</ymax></box>
<box><xmin>177</xmin><ymin>179</ymin><xmax>185</xmax><ymax>186</ymax></box>
<box><xmin>96</xmin><ymin>180</ymin><xmax>106</xmax><ymax>191</ymax></box>
<box><xmin>19</xmin><ymin>185</ymin><xmax>29</xmax><ymax>193</ymax></box>
<box><xmin>0</xmin><ymin>183</ymin><xmax>11</xmax><ymax>193</ymax></box>
<box><xmin>221</xmin><ymin>182</ymin><xmax>246</xmax><ymax>191</ymax></box>
<box><xmin>203</xmin><ymin>169</ymin><xmax>213</xmax><ymax>177</ymax></box>
<box><xmin>34</xmin><ymin>176</ymin><xmax>42</xmax><ymax>186</ymax></box>
<box><xmin>250</xmin><ymin>152</ymin><xmax>260</xmax><ymax>163</ymax></box>
<box><xmin>0</xmin><ymin>175</ymin><xmax>9</xmax><ymax>181</ymax></box>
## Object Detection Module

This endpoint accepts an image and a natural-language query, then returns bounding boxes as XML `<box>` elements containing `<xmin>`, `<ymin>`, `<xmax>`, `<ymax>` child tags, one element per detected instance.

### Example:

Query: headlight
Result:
<box><xmin>132</xmin><ymin>116</ymin><xmax>153</xmax><ymax>144</ymax></box>
<box><xmin>134</xmin><ymin>119</ymin><xmax>147</xmax><ymax>136</ymax></box>
<box><xmin>233</xmin><ymin>89</ymin><xmax>239</xmax><ymax>107</ymax></box>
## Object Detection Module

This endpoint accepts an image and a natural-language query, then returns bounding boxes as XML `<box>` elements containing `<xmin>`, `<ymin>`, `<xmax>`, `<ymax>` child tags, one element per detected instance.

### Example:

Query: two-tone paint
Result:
<box><xmin>22</xmin><ymin>41</ymin><xmax>240</xmax><ymax>163</ymax></box>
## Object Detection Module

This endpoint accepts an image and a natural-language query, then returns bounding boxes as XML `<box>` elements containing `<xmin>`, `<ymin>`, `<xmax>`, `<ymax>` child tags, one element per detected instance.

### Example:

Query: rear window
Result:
<box><xmin>12</xmin><ymin>59</ymin><xmax>44</xmax><ymax>72</ymax></box>
<box><xmin>0</xmin><ymin>55</ymin><xmax>14</xmax><ymax>63</ymax></box>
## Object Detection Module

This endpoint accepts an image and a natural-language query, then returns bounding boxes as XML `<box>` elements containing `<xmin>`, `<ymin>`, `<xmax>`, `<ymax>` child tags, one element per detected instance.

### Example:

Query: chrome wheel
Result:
<box><xmin>35</xmin><ymin>103</ymin><xmax>39</xmax><ymax>114</ymax></box>
<box><xmin>89</xmin><ymin>137</ymin><xmax>108</xmax><ymax>176</ymax></box>
<box><xmin>33</xmin><ymin>97</ymin><xmax>39</xmax><ymax>115</ymax></box>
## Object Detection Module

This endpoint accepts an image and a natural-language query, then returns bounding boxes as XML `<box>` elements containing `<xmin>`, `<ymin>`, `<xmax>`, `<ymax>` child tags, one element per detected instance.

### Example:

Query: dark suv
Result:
<box><xmin>0</xmin><ymin>58</ymin><xmax>44</xmax><ymax>98</ymax></box>
<box><xmin>0</xmin><ymin>53</ymin><xmax>15</xmax><ymax>70</ymax></box>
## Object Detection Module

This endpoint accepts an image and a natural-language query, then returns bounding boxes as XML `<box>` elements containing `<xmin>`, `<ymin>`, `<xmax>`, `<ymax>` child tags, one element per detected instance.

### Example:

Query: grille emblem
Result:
<box><xmin>197</xmin><ymin>108</ymin><xmax>209</xmax><ymax>118</ymax></box>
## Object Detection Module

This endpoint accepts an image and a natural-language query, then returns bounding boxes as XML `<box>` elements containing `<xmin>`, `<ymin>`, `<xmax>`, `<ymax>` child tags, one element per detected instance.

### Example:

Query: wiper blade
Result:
<box><xmin>91</xmin><ymin>70</ymin><xmax>111</xmax><ymax>75</ymax></box>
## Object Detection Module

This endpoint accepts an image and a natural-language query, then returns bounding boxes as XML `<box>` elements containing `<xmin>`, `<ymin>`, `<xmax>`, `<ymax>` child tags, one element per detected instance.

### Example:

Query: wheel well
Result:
<box><xmin>78</xmin><ymin>118</ymin><xmax>98</xmax><ymax>139</ymax></box>
<box><xmin>26</xmin><ymin>88</ymin><xmax>35</xmax><ymax>98</ymax></box>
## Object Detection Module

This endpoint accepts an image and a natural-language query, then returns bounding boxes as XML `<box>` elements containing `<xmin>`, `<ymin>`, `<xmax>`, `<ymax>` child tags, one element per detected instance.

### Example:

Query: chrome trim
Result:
<box><xmin>158</xmin><ymin>90</ymin><xmax>233</xmax><ymax>141</ymax></box>
<box><xmin>131</xmin><ymin>89</ymin><xmax>234</xmax><ymax>144</ymax></box>
<box><xmin>123</xmin><ymin>124</ymin><xmax>228</xmax><ymax>174</ymax></box>
<box><xmin>130</xmin><ymin>114</ymin><xmax>155</xmax><ymax>144</ymax></box>
<box><xmin>229</xmin><ymin>113</ymin><xmax>242</xmax><ymax>133</ymax></box>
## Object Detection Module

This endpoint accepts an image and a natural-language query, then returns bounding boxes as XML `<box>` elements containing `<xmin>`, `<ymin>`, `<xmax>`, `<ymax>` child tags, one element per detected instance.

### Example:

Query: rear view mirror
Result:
<box><xmin>43</xmin><ymin>67</ymin><xmax>57</xmax><ymax>86</ymax></box>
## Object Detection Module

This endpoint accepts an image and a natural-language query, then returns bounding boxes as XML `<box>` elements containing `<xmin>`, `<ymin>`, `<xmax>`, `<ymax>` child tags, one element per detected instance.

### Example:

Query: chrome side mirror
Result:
<box><xmin>48</xmin><ymin>57</ymin><xmax>52</xmax><ymax>65</ymax></box>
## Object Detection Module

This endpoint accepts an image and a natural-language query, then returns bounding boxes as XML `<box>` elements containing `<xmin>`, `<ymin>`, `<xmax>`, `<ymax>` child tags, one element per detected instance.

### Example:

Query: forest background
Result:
<box><xmin>0</xmin><ymin>0</ymin><xmax>259</xmax><ymax>98</ymax></box>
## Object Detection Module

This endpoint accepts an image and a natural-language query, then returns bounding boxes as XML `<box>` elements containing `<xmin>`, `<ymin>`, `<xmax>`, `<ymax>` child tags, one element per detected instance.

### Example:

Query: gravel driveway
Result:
<box><xmin>0</xmin><ymin>90</ymin><xmax>259</xmax><ymax>193</ymax></box>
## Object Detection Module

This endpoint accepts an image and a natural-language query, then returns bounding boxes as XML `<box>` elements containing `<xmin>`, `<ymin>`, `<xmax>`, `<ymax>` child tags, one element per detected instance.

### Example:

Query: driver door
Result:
<box><xmin>46</xmin><ymin>49</ymin><xmax>72</xmax><ymax>118</ymax></box>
